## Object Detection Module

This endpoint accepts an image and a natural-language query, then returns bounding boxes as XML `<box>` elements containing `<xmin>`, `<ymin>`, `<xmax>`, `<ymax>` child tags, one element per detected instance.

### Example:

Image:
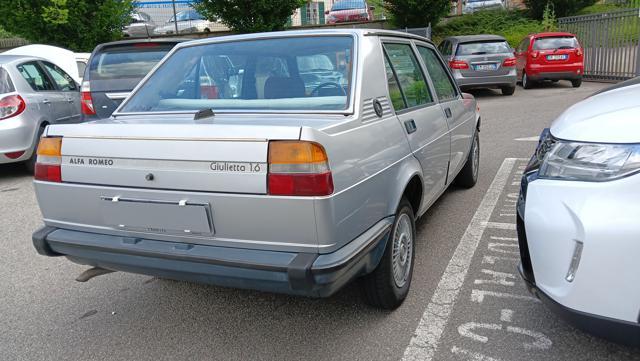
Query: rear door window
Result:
<box><xmin>0</xmin><ymin>67</ymin><xmax>14</xmax><ymax>93</ymax></box>
<box><xmin>16</xmin><ymin>62</ymin><xmax>55</xmax><ymax>91</ymax></box>
<box><xmin>533</xmin><ymin>37</ymin><xmax>579</xmax><ymax>50</ymax></box>
<box><xmin>89</xmin><ymin>43</ymin><xmax>176</xmax><ymax>81</ymax></box>
<box><xmin>42</xmin><ymin>62</ymin><xmax>77</xmax><ymax>91</ymax></box>
<box><xmin>383</xmin><ymin>43</ymin><xmax>433</xmax><ymax>110</ymax></box>
<box><xmin>456</xmin><ymin>41</ymin><xmax>511</xmax><ymax>55</ymax></box>
<box><xmin>417</xmin><ymin>46</ymin><xmax>458</xmax><ymax>102</ymax></box>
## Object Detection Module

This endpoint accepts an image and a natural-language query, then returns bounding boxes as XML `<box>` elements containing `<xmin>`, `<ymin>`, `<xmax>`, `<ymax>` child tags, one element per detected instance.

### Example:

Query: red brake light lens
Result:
<box><xmin>531</xmin><ymin>51</ymin><xmax>540</xmax><ymax>59</ymax></box>
<box><xmin>80</xmin><ymin>81</ymin><xmax>95</xmax><ymax>115</ymax></box>
<box><xmin>34</xmin><ymin>137</ymin><xmax>62</xmax><ymax>182</ymax></box>
<box><xmin>449</xmin><ymin>59</ymin><xmax>469</xmax><ymax>70</ymax></box>
<box><xmin>0</xmin><ymin>94</ymin><xmax>26</xmax><ymax>120</ymax></box>
<box><xmin>502</xmin><ymin>57</ymin><xmax>517</xmax><ymax>67</ymax></box>
<box><xmin>575</xmin><ymin>48</ymin><xmax>583</xmax><ymax>56</ymax></box>
<box><xmin>267</xmin><ymin>141</ymin><xmax>334</xmax><ymax>196</ymax></box>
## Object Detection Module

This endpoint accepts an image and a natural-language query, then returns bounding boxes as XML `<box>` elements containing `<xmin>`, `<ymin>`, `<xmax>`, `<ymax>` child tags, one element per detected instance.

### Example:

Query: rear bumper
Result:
<box><xmin>455</xmin><ymin>73</ymin><xmax>517</xmax><ymax>89</ymax></box>
<box><xmin>32</xmin><ymin>217</ymin><xmax>392</xmax><ymax>298</ymax></box>
<box><xmin>526</xmin><ymin>63</ymin><xmax>583</xmax><ymax>81</ymax></box>
<box><xmin>0</xmin><ymin>113</ymin><xmax>38</xmax><ymax>164</ymax></box>
<box><xmin>528</xmin><ymin>72</ymin><xmax>582</xmax><ymax>81</ymax></box>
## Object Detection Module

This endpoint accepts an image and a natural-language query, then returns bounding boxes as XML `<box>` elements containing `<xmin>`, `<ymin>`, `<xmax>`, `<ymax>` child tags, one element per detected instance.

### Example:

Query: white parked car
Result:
<box><xmin>153</xmin><ymin>9</ymin><xmax>222</xmax><ymax>35</ymax></box>
<box><xmin>462</xmin><ymin>0</ymin><xmax>505</xmax><ymax>14</ymax></box>
<box><xmin>518</xmin><ymin>80</ymin><xmax>640</xmax><ymax>346</ymax></box>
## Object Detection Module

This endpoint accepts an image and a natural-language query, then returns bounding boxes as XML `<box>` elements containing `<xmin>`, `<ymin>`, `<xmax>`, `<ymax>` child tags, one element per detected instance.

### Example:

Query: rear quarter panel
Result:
<box><xmin>301</xmin><ymin>35</ymin><xmax>420</xmax><ymax>252</ymax></box>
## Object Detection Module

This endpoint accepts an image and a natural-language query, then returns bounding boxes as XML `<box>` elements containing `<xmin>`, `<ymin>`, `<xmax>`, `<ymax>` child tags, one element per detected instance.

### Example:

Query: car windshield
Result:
<box><xmin>0</xmin><ymin>67</ymin><xmax>14</xmax><ymax>93</ymax></box>
<box><xmin>89</xmin><ymin>43</ymin><xmax>176</xmax><ymax>81</ymax></box>
<box><xmin>456</xmin><ymin>41</ymin><xmax>511</xmax><ymax>55</ymax></box>
<box><xmin>120</xmin><ymin>36</ymin><xmax>354</xmax><ymax>113</ymax></box>
<box><xmin>332</xmin><ymin>0</ymin><xmax>366</xmax><ymax>10</ymax></box>
<box><xmin>533</xmin><ymin>36</ymin><xmax>579</xmax><ymax>50</ymax></box>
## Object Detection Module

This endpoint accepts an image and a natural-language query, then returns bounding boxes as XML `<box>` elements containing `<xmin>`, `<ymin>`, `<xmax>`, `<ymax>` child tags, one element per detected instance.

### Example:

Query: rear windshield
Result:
<box><xmin>120</xmin><ymin>36</ymin><xmax>354</xmax><ymax>113</ymax></box>
<box><xmin>0</xmin><ymin>67</ymin><xmax>14</xmax><ymax>93</ymax></box>
<box><xmin>533</xmin><ymin>37</ymin><xmax>579</xmax><ymax>50</ymax></box>
<box><xmin>456</xmin><ymin>41</ymin><xmax>511</xmax><ymax>55</ymax></box>
<box><xmin>332</xmin><ymin>0</ymin><xmax>366</xmax><ymax>10</ymax></box>
<box><xmin>89</xmin><ymin>43</ymin><xmax>177</xmax><ymax>81</ymax></box>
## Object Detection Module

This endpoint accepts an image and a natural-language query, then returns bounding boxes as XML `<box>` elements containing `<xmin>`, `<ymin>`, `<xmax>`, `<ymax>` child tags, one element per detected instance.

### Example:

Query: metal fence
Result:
<box><xmin>130</xmin><ymin>0</ymin><xmax>388</xmax><ymax>37</ymax></box>
<box><xmin>291</xmin><ymin>0</ymin><xmax>387</xmax><ymax>27</ymax></box>
<box><xmin>559</xmin><ymin>8</ymin><xmax>640</xmax><ymax>80</ymax></box>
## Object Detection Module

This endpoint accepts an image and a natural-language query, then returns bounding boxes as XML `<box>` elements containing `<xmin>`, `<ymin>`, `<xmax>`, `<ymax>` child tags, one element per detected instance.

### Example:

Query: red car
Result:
<box><xmin>325</xmin><ymin>0</ymin><xmax>374</xmax><ymax>24</ymax></box>
<box><xmin>515</xmin><ymin>32</ymin><xmax>584</xmax><ymax>89</ymax></box>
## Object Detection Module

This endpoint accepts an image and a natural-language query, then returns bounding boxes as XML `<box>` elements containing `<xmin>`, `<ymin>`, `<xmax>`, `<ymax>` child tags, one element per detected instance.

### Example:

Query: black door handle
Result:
<box><xmin>444</xmin><ymin>107</ymin><xmax>452</xmax><ymax>118</ymax></box>
<box><xmin>404</xmin><ymin>119</ymin><xmax>417</xmax><ymax>134</ymax></box>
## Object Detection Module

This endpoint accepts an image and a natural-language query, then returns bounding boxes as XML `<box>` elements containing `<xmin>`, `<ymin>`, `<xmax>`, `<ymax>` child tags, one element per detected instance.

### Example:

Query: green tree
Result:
<box><xmin>0</xmin><ymin>0</ymin><xmax>134</xmax><ymax>51</ymax></box>
<box><xmin>195</xmin><ymin>0</ymin><xmax>307</xmax><ymax>33</ymax></box>
<box><xmin>524</xmin><ymin>0</ymin><xmax>597</xmax><ymax>19</ymax></box>
<box><xmin>384</xmin><ymin>0</ymin><xmax>450</xmax><ymax>28</ymax></box>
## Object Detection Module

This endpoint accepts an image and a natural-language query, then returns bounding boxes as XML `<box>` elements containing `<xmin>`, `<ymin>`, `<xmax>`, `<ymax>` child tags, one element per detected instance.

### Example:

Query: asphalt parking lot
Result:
<box><xmin>1</xmin><ymin>81</ymin><xmax>639</xmax><ymax>361</ymax></box>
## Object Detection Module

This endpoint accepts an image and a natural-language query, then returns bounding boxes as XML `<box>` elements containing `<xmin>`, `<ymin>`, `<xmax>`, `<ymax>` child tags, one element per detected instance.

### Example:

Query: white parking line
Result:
<box><xmin>402</xmin><ymin>158</ymin><xmax>523</xmax><ymax>361</ymax></box>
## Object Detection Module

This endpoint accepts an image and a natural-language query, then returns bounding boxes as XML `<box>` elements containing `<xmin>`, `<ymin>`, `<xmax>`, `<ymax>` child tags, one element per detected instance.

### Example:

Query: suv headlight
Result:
<box><xmin>539</xmin><ymin>141</ymin><xmax>640</xmax><ymax>182</ymax></box>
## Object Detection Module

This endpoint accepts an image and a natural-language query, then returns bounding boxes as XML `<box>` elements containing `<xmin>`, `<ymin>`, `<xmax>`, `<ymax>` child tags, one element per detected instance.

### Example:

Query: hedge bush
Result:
<box><xmin>433</xmin><ymin>10</ymin><xmax>545</xmax><ymax>47</ymax></box>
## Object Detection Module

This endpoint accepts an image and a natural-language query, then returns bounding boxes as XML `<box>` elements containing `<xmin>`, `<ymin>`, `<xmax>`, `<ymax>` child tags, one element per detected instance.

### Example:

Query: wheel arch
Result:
<box><xmin>389</xmin><ymin>156</ymin><xmax>424</xmax><ymax>217</ymax></box>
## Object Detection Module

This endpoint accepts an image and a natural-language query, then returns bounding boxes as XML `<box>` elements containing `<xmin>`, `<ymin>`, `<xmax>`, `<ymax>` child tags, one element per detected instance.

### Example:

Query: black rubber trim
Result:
<box><xmin>32</xmin><ymin>226</ymin><xmax>62</xmax><ymax>256</ymax></box>
<box><xmin>287</xmin><ymin>253</ymin><xmax>318</xmax><ymax>291</ymax></box>
<box><xmin>519</xmin><ymin>265</ymin><xmax>640</xmax><ymax>348</ymax></box>
<box><xmin>312</xmin><ymin>224</ymin><xmax>391</xmax><ymax>275</ymax></box>
<box><xmin>47</xmin><ymin>238</ymin><xmax>289</xmax><ymax>273</ymax></box>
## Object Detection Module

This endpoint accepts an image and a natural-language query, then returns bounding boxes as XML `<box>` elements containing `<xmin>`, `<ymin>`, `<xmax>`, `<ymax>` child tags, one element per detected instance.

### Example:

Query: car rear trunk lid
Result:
<box><xmin>46</xmin><ymin>123</ymin><xmax>302</xmax><ymax>194</ymax></box>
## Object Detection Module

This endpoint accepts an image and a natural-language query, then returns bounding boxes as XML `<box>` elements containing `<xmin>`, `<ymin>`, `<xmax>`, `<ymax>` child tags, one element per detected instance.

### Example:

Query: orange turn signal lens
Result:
<box><xmin>269</xmin><ymin>141</ymin><xmax>328</xmax><ymax>165</ymax></box>
<box><xmin>36</xmin><ymin>137</ymin><xmax>62</xmax><ymax>157</ymax></box>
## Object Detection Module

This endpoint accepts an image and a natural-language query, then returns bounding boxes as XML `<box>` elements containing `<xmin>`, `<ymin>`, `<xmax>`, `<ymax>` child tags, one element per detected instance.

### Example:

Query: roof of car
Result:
<box><xmin>531</xmin><ymin>32</ymin><xmax>575</xmax><ymax>38</ymax></box>
<box><xmin>178</xmin><ymin>29</ymin><xmax>433</xmax><ymax>49</ymax></box>
<box><xmin>92</xmin><ymin>38</ymin><xmax>191</xmax><ymax>52</ymax></box>
<box><xmin>444</xmin><ymin>34</ymin><xmax>506</xmax><ymax>44</ymax></box>
<box><xmin>0</xmin><ymin>54</ymin><xmax>45</xmax><ymax>65</ymax></box>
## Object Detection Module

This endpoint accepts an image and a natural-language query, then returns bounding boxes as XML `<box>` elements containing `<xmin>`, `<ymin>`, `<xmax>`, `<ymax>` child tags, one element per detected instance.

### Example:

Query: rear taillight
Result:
<box><xmin>80</xmin><ymin>81</ymin><xmax>96</xmax><ymax>115</ymax></box>
<box><xmin>502</xmin><ymin>57</ymin><xmax>517</xmax><ymax>67</ymax></box>
<box><xmin>0</xmin><ymin>94</ymin><xmax>26</xmax><ymax>120</ymax></box>
<box><xmin>5</xmin><ymin>151</ymin><xmax>25</xmax><ymax>159</ymax></box>
<box><xmin>268</xmin><ymin>141</ymin><xmax>333</xmax><ymax>196</ymax></box>
<box><xmin>531</xmin><ymin>51</ymin><xmax>540</xmax><ymax>59</ymax></box>
<box><xmin>449</xmin><ymin>59</ymin><xmax>469</xmax><ymax>70</ymax></box>
<box><xmin>575</xmin><ymin>48</ymin><xmax>583</xmax><ymax>56</ymax></box>
<box><xmin>34</xmin><ymin>137</ymin><xmax>62</xmax><ymax>183</ymax></box>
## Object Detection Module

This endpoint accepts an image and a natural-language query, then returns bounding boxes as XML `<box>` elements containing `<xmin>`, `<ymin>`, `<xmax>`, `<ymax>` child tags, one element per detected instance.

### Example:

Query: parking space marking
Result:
<box><xmin>402</xmin><ymin>158</ymin><xmax>525</xmax><ymax>361</ymax></box>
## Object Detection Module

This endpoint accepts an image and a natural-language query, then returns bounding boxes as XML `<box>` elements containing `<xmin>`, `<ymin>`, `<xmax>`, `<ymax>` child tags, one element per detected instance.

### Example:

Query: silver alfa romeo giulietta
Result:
<box><xmin>32</xmin><ymin>29</ymin><xmax>480</xmax><ymax>309</ymax></box>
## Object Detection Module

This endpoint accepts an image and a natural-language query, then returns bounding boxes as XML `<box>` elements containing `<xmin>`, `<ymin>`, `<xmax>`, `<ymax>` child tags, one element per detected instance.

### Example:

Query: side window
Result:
<box><xmin>417</xmin><ymin>46</ymin><xmax>458</xmax><ymax>102</ymax></box>
<box><xmin>438</xmin><ymin>41</ymin><xmax>447</xmax><ymax>55</ymax></box>
<box><xmin>384</xmin><ymin>55</ymin><xmax>405</xmax><ymax>111</ymax></box>
<box><xmin>518</xmin><ymin>38</ymin><xmax>529</xmax><ymax>53</ymax></box>
<box><xmin>383</xmin><ymin>43</ymin><xmax>433</xmax><ymax>110</ymax></box>
<box><xmin>42</xmin><ymin>62</ymin><xmax>77</xmax><ymax>91</ymax></box>
<box><xmin>16</xmin><ymin>62</ymin><xmax>55</xmax><ymax>91</ymax></box>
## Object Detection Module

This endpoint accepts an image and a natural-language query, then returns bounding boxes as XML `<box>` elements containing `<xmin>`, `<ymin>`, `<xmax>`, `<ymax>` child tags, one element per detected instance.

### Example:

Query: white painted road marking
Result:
<box><xmin>402</xmin><ymin>158</ymin><xmax>524</xmax><ymax>361</ymax></box>
<box><xmin>514</xmin><ymin>136</ymin><xmax>540</xmax><ymax>142</ymax></box>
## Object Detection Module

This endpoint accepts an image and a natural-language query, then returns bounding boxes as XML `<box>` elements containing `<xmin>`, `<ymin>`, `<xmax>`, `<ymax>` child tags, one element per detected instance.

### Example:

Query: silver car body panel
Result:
<box><xmin>34</xmin><ymin>30</ymin><xmax>478</xmax><ymax>294</ymax></box>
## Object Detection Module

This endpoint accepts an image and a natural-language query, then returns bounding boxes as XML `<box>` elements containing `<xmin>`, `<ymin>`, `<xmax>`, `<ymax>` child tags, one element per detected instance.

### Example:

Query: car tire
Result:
<box><xmin>501</xmin><ymin>86</ymin><xmax>516</xmax><ymax>96</ymax></box>
<box><xmin>24</xmin><ymin>125</ymin><xmax>45</xmax><ymax>174</ymax></box>
<box><xmin>571</xmin><ymin>78</ymin><xmax>582</xmax><ymax>88</ymax></box>
<box><xmin>363</xmin><ymin>198</ymin><xmax>415</xmax><ymax>310</ymax></box>
<box><xmin>454</xmin><ymin>131</ymin><xmax>480</xmax><ymax>189</ymax></box>
<box><xmin>522</xmin><ymin>72</ymin><xmax>533</xmax><ymax>89</ymax></box>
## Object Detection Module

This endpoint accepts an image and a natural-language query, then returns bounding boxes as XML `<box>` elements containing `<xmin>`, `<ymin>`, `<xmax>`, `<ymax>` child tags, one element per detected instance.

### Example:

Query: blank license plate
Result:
<box><xmin>474</xmin><ymin>64</ymin><xmax>498</xmax><ymax>71</ymax></box>
<box><xmin>547</xmin><ymin>54</ymin><xmax>568</xmax><ymax>61</ymax></box>
<box><xmin>101</xmin><ymin>197</ymin><xmax>213</xmax><ymax>235</ymax></box>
